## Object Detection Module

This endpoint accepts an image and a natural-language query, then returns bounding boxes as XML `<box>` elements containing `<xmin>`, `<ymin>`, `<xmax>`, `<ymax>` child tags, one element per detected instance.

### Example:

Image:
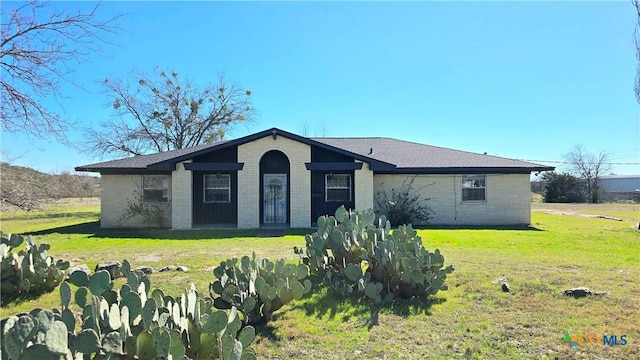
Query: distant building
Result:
<box><xmin>599</xmin><ymin>175</ymin><xmax>640</xmax><ymax>202</ymax></box>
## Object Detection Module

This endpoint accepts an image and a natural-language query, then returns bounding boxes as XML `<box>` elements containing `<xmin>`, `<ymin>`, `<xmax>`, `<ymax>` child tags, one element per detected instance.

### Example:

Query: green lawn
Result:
<box><xmin>1</xmin><ymin>201</ymin><xmax>639</xmax><ymax>359</ymax></box>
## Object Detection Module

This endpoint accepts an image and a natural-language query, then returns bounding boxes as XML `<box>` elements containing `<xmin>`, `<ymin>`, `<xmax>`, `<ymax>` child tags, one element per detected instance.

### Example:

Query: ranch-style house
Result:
<box><xmin>75</xmin><ymin>128</ymin><xmax>553</xmax><ymax>229</ymax></box>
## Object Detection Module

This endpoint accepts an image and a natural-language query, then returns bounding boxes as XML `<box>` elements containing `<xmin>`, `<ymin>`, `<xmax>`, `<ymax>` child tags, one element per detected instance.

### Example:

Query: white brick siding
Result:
<box><xmin>171</xmin><ymin>161</ymin><xmax>192</xmax><ymax>229</ymax></box>
<box><xmin>100</xmin><ymin>174</ymin><xmax>172</xmax><ymax>228</ymax></box>
<box><xmin>373</xmin><ymin>173</ymin><xmax>531</xmax><ymax>225</ymax></box>
<box><xmin>354</xmin><ymin>161</ymin><xmax>374</xmax><ymax>211</ymax></box>
<box><xmin>237</xmin><ymin>135</ymin><xmax>311</xmax><ymax>228</ymax></box>
<box><xmin>98</xmin><ymin>134</ymin><xmax>533</xmax><ymax>229</ymax></box>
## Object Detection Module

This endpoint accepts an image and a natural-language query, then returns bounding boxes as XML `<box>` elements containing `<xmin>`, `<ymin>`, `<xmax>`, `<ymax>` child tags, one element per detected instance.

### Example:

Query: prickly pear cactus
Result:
<box><xmin>1</xmin><ymin>310</ymin><xmax>69</xmax><ymax>359</ymax></box>
<box><xmin>0</xmin><ymin>232</ymin><xmax>69</xmax><ymax>306</ymax></box>
<box><xmin>2</xmin><ymin>258</ymin><xmax>257</xmax><ymax>359</ymax></box>
<box><xmin>210</xmin><ymin>253</ymin><xmax>312</xmax><ymax>325</ymax></box>
<box><xmin>295</xmin><ymin>206</ymin><xmax>454</xmax><ymax>303</ymax></box>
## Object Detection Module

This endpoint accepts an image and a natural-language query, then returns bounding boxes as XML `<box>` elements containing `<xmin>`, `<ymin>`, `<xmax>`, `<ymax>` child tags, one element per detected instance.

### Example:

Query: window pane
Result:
<box><xmin>203</xmin><ymin>174</ymin><xmax>230</xmax><ymax>202</ymax></box>
<box><xmin>327</xmin><ymin>174</ymin><xmax>350</xmax><ymax>188</ymax></box>
<box><xmin>143</xmin><ymin>175</ymin><xmax>169</xmax><ymax>202</ymax></box>
<box><xmin>327</xmin><ymin>188</ymin><xmax>350</xmax><ymax>202</ymax></box>
<box><xmin>205</xmin><ymin>189</ymin><xmax>229</xmax><ymax>202</ymax></box>
<box><xmin>144</xmin><ymin>175</ymin><xmax>169</xmax><ymax>190</ymax></box>
<box><xmin>204</xmin><ymin>175</ymin><xmax>229</xmax><ymax>188</ymax></box>
<box><xmin>462</xmin><ymin>188</ymin><xmax>485</xmax><ymax>201</ymax></box>
<box><xmin>325</xmin><ymin>174</ymin><xmax>351</xmax><ymax>202</ymax></box>
<box><xmin>143</xmin><ymin>189</ymin><xmax>167</xmax><ymax>202</ymax></box>
<box><xmin>462</xmin><ymin>175</ymin><xmax>485</xmax><ymax>188</ymax></box>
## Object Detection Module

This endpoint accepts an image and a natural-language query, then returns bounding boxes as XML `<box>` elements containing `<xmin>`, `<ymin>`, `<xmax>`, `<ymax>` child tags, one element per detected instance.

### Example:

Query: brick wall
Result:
<box><xmin>100</xmin><ymin>174</ymin><xmax>172</xmax><ymax>228</ymax></box>
<box><xmin>354</xmin><ymin>161</ymin><xmax>374</xmax><ymax>211</ymax></box>
<box><xmin>171</xmin><ymin>161</ymin><xmax>192</xmax><ymax>229</ymax></box>
<box><xmin>373</xmin><ymin>173</ymin><xmax>531</xmax><ymax>225</ymax></box>
<box><xmin>237</xmin><ymin>135</ymin><xmax>311</xmax><ymax>228</ymax></box>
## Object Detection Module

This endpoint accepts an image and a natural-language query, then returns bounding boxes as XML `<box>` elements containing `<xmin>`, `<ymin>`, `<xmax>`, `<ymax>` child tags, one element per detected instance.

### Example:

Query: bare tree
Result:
<box><xmin>84</xmin><ymin>69</ymin><xmax>255</xmax><ymax>157</ymax></box>
<box><xmin>0</xmin><ymin>162</ymin><xmax>99</xmax><ymax>212</ymax></box>
<box><xmin>1</xmin><ymin>0</ymin><xmax>121</xmax><ymax>141</ymax></box>
<box><xmin>634</xmin><ymin>0</ymin><xmax>640</xmax><ymax>103</ymax></box>
<box><xmin>299</xmin><ymin>122</ymin><xmax>311</xmax><ymax>136</ymax></box>
<box><xmin>54</xmin><ymin>171</ymin><xmax>99</xmax><ymax>199</ymax></box>
<box><xmin>299</xmin><ymin>122</ymin><xmax>328</xmax><ymax>137</ymax></box>
<box><xmin>0</xmin><ymin>162</ymin><xmax>59</xmax><ymax>212</ymax></box>
<box><xmin>563</xmin><ymin>145</ymin><xmax>611</xmax><ymax>203</ymax></box>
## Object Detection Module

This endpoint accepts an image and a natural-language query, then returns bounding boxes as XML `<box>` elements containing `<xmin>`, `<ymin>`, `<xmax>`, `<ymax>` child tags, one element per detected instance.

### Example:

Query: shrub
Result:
<box><xmin>1</xmin><ymin>259</ymin><xmax>257</xmax><ymax>360</ymax></box>
<box><xmin>295</xmin><ymin>206</ymin><xmax>454</xmax><ymax>304</ymax></box>
<box><xmin>542</xmin><ymin>172</ymin><xmax>585</xmax><ymax>203</ymax></box>
<box><xmin>119</xmin><ymin>188</ymin><xmax>170</xmax><ymax>228</ymax></box>
<box><xmin>0</xmin><ymin>233</ymin><xmax>69</xmax><ymax>305</ymax></box>
<box><xmin>209</xmin><ymin>254</ymin><xmax>312</xmax><ymax>325</ymax></box>
<box><xmin>374</xmin><ymin>177</ymin><xmax>432</xmax><ymax>226</ymax></box>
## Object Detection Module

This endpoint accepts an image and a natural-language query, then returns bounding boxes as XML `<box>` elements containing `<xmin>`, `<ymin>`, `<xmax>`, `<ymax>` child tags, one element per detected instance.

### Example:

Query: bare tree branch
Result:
<box><xmin>0</xmin><ymin>0</ymin><xmax>123</xmax><ymax>141</ymax></box>
<box><xmin>83</xmin><ymin>68</ymin><xmax>255</xmax><ymax>158</ymax></box>
<box><xmin>0</xmin><ymin>162</ymin><xmax>99</xmax><ymax>212</ymax></box>
<box><xmin>0</xmin><ymin>162</ymin><xmax>59</xmax><ymax>212</ymax></box>
<box><xmin>563</xmin><ymin>144</ymin><xmax>611</xmax><ymax>203</ymax></box>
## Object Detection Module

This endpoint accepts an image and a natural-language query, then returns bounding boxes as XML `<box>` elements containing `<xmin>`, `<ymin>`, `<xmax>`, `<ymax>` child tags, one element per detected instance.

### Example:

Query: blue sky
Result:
<box><xmin>2</xmin><ymin>1</ymin><xmax>639</xmax><ymax>176</ymax></box>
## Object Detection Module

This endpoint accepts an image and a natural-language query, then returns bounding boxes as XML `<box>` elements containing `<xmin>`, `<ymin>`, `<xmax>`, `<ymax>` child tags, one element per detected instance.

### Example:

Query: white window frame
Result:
<box><xmin>325</xmin><ymin>173</ymin><xmax>352</xmax><ymax>202</ymax></box>
<box><xmin>142</xmin><ymin>175</ymin><xmax>170</xmax><ymax>202</ymax></box>
<box><xmin>461</xmin><ymin>174</ymin><xmax>486</xmax><ymax>202</ymax></box>
<box><xmin>203</xmin><ymin>174</ymin><xmax>231</xmax><ymax>203</ymax></box>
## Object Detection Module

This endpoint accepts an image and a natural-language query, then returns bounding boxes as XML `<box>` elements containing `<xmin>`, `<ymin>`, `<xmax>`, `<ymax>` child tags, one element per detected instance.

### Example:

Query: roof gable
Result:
<box><xmin>145</xmin><ymin>128</ymin><xmax>394</xmax><ymax>171</ymax></box>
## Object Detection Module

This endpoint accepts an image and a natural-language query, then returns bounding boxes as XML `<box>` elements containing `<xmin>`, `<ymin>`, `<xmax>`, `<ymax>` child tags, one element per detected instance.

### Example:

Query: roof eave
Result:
<box><xmin>74</xmin><ymin>167</ymin><xmax>170</xmax><ymax>175</ymax></box>
<box><xmin>376</xmin><ymin>166</ymin><xmax>555</xmax><ymax>174</ymax></box>
<box><xmin>75</xmin><ymin>166</ymin><xmax>96</xmax><ymax>172</ymax></box>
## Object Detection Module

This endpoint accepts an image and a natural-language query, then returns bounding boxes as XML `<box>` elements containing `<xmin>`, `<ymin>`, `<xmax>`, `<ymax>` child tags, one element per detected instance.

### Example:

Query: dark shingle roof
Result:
<box><xmin>75</xmin><ymin>142</ymin><xmax>227</xmax><ymax>171</ymax></box>
<box><xmin>313</xmin><ymin>137</ymin><xmax>549</xmax><ymax>171</ymax></box>
<box><xmin>76</xmin><ymin>128</ymin><xmax>553</xmax><ymax>173</ymax></box>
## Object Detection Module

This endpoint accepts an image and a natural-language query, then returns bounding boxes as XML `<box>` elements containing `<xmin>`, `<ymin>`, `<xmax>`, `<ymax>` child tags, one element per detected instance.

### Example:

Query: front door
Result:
<box><xmin>263</xmin><ymin>174</ymin><xmax>287</xmax><ymax>224</ymax></box>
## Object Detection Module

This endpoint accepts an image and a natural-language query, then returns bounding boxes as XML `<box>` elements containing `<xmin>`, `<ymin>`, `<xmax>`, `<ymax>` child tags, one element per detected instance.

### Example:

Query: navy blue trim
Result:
<box><xmin>146</xmin><ymin>128</ymin><xmax>392</xmax><ymax>171</ymax></box>
<box><xmin>305</xmin><ymin>162</ymin><xmax>363</xmax><ymax>171</ymax></box>
<box><xmin>146</xmin><ymin>163</ymin><xmax>173</xmax><ymax>171</ymax></box>
<box><xmin>369</xmin><ymin>163</ymin><xmax>396</xmax><ymax>171</ymax></box>
<box><xmin>184</xmin><ymin>162</ymin><xmax>244</xmax><ymax>171</ymax></box>
<box><xmin>75</xmin><ymin>169</ymin><xmax>171</xmax><ymax>175</ymax></box>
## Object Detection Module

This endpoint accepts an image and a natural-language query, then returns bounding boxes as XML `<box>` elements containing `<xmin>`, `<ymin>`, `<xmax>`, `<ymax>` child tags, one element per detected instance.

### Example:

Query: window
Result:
<box><xmin>204</xmin><ymin>174</ymin><xmax>230</xmax><ymax>203</ymax></box>
<box><xmin>326</xmin><ymin>174</ymin><xmax>351</xmax><ymax>202</ymax></box>
<box><xmin>462</xmin><ymin>174</ymin><xmax>486</xmax><ymax>201</ymax></box>
<box><xmin>142</xmin><ymin>175</ymin><xmax>169</xmax><ymax>202</ymax></box>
